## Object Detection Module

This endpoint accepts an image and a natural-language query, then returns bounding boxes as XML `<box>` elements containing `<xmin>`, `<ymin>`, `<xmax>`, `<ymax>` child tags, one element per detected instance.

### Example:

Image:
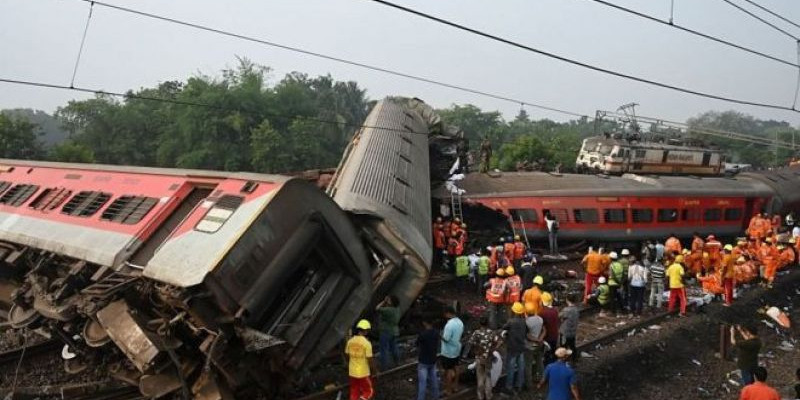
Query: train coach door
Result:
<box><xmin>702</xmin><ymin>152</ymin><xmax>712</xmax><ymax>166</ymax></box>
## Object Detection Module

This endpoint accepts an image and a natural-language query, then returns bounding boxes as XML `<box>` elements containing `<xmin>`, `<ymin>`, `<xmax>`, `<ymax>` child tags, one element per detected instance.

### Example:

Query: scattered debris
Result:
<box><xmin>580</xmin><ymin>351</ymin><xmax>595</xmax><ymax>358</ymax></box>
<box><xmin>648</xmin><ymin>325</ymin><xmax>662</xmax><ymax>330</ymax></box>
<box><xmin>766</xmin><ymin>306</ymin><xmax>791</xmax><ymax>328</ymax></box>
<box><xmin>691</xmin><ymin>359</ymin><xmax>702</xmax><ymax>366</ymax></box>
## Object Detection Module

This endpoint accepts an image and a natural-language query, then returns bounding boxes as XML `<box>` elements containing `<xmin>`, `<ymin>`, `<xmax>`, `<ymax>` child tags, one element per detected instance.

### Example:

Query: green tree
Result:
<box><xmin>0</xmin><ymin>113</ymin><xmax>44</xmax><ymax>159</ymax></box>
<box><xmin>49</xmin><ymin>141</ymin><xmax>95</xmax><ymax>163</ymax></box>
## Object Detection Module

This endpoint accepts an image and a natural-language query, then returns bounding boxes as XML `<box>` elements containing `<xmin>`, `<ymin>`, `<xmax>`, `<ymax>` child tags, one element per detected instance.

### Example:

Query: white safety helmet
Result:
<box><xmin>621</xmin><ymin>249</ymin><xmax>630</xmax><ymax>256</ymax></box>
<box><xmin>598</xmin><ymin>276</ymin><xmax>607</xmax><ymax>284</ymax></box>
<box><xmin>609</xmin><ymin>251</ymin><xmax>618</xmax><ymax>259</ymax></box>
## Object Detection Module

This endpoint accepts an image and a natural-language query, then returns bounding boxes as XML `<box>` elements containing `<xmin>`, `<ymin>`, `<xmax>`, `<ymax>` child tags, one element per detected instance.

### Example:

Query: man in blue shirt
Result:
<box><xmin>539</xmin><ymin>347</ymin><xmax>580</xmax><ymax>400</ymax></box>
<box><xmin>440</xmin><ymin>307</ymin><xmax>464</xmax><ymax>396</ymax></box>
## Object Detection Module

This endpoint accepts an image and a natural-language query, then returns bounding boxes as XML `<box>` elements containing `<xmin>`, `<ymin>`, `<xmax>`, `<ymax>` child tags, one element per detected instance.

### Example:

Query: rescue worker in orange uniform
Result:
<box><xmin>665</xmin><ymin>234</ymin><xmax>682</xmax><ymax>257</ymax></box>
<box><xmin>732</xmin><ymin>240</ymin><xmax>747</xmax><ymax>260</ymax></box>
<box><xmin>512</xmin><ymin>235</ymin><xmax>526</xmax><ymax>267</ymax></box>
<box><xmin>504</xmin><ymin>266</ymin><xmax>522</xmax><ymax>304</ymax></box>
<box><xmin>778</xmin><ymin>244</ymin><xmax>794</xmax><ymax>269</ymax></box>
<box><xmin>459</xmin><ymin>223</ymin><xmax>469</xmax><ymax>249</ymax></box>
<box><xmin>686</xmin><ymin>233</ymin><xmax>704</xmax><ymax>275</ymax></box>
<box><xmin>522</xmin><ymin>276</ymin><xmax>544</xmax><ymax>317</ymax></box>
<box><xmin>720</xmin><ymin>244</ymin><xmax>736</xmax><ymax>306</ymax></box>
<box><xmin>489</xmin><ymin>239</ymin><xmax>502</xmax><ymax>275</ymax></box>
<box><xmin>485</xmin><ymin>268</ymin><xmax>507</xmax><ymax>329</ymax></box>
<box><xmin>449</xmin><ymin>218</ymin><xmax>462</xmax><ymax>238</ymax></box>
<box><xmin>758</xmin><ymin>238</ymin><xmax>780</xmax><ymax>288</ymax></box>
<box><xmin>599</xmin><ymin>247</ymin><xmax>611</xmax><ymax>275</ymax></box>
<box><xmin>697</xmin><ymin>269</ymin><xmax>724</xmax><ymax>296</ymax></box>
<box><xmin>447</xmin><ymin>231</ymin><xmax>464</xmax><ymax>271</ymax></box>
<box><xmin>770</xmin><ymin>213</ymin><xmax>782</xmax><ymax>233</ymax></box>
<box><xmin>433</xmin><ymin>218</ymin><xmax>446</xmax><ymax>268</ymax></box>
<box><xmin>581</xmin><ymin>247</ymin><xmax>605</xmax><ymax>304</ymax></box>
<box><xmin>747</xmin><ymin>213</ymin><xmax>760</xmax><ymax>240</ymax></box>
<box><xmin>705</xmin><ymin>234</ymin><xmax>722</xmax><ymax>272</ymax></box>
<box><xmin>504</xmin><ymin>237</ymin><xmax>516</xmax><ymax>264</ymax></box>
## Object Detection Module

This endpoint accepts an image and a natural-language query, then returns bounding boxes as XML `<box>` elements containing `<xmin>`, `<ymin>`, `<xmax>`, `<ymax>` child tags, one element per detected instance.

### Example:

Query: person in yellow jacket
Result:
<box><xmin>346</xmin><ymin>319</ymin><xmax>378</xmax><ymax>400</ymax></box>
<box><xmin>666</xmin><ymin>255</ymin><xmax>687</xmax><ymax>316</ymax></box>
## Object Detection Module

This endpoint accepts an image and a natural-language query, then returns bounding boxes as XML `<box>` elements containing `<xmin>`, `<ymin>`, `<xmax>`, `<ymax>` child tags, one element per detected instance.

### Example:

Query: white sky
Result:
<box><xmin>1</xmin><ymin>0</ymin><xmax>800</xmax><ymax>125</ymax></box>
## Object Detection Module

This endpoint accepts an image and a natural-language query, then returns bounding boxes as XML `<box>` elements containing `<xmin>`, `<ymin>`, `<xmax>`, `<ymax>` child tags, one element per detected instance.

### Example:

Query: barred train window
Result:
<box><xmin>632</xmin><ymin>209</ymin><xmax>653</xmax><ymax>223</ymax></box>
<box><xmin>29</xmin><ymin>187</ymin><xmax>72</xmax><ymax>211</ymax></box>
<box><xmin>61</xmin><ymin>191</ymin><xmax>111</xmax><ymax>217</ymax></box>
<box><xmin>704</xmin><ymin>208</ymin><xmax>722</xmax><ymax>222</ymax></box>
<box><xmin>573</xmin><ymin>209</ymin><xmax>598</xmax><ymax>224</ymax></box>
<box><xmin>604</xmin><ymin>209</ymin><xmax>627</xmax><ymax>223</ymax></box>
<box><xmin>0</xmin><ymin>184</ymin><xmax>40</xmax><ymax>207</ymax></box>
<box><xmin>196</xmin><ymin>195</ymin><xmax>244</xmax><ymax>233</ymax></box>
<box><xmin>101</xmin><ymin>196</ymin><xmax>159</xmax><ymax>224</ymax></box>
<box><xmin>657</xmin><ymin>208</ymin><xmax>678</xmax><ymax>222</ymax></box>
<box><xmin>724</xmin><ymin>208</ymin><xmax>743</xmax><ymax>221</ymax></box>
<box><xmin>0</xmin><ymin>181</ymin><xmax>11</xmax><ymax>196</ymax></box>
<box><xmin>509</xmin><ymin>208</ymin><xmax>538</xmax><ymax>222</ymax></box>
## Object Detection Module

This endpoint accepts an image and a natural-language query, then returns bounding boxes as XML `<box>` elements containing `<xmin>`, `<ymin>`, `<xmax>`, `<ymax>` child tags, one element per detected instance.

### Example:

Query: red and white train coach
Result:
<box><xmin>446</xmin><ymin>171</ymin><xmax>786</xmax><ymax>242</ymax></box>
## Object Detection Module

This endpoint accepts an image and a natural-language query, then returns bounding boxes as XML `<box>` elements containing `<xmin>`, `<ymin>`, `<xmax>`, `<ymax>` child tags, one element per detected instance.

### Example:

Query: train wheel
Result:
<box><xmin>8</xmin><ymin>304</ymin><xmax>40</xmax><ymax>329</ymax></box>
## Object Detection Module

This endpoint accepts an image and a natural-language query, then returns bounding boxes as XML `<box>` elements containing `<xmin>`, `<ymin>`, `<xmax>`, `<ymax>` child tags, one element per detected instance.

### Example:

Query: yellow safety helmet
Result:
<box><xmin>737</xmin><ymin>240</ymin><xmax>746</xmax><ymax>246</ymax></box>
<box><xmin>541</xmin><ymin>292</ymin><xmax>553</xmax><ymax>307</ymax></box>
<box><xmin>723</xmin><ymin>244</ymin><xmax>733</xmax><ymax>251</ymax></box>
<box><xmin>778</xmin><ymin>245</ymin><xmax>786</xmax><ymax>250</ymax></box>
<box><xmin>505</xmin><ymin>266</ymin><xmax>515</xmax><ymax>276</ymax></box>
<box><xmin>533</xmin><ymin>275</ymin><xmax>544</xmax><ymax>285</ymax></box>
<box><xmin>511</xmin><ymin>302</ymin><xmax>525</xmax><ymax>315</ymax></box>
<box><xmin>765</xmin><ymin>237</ymin><xmax>773</xmax><ymax>243</ymax></box>
<box><xmin>702</xmin><ymin>252</ymin><xmax>709</xmax><ymax>259</ymax></box>
<box><xmin>790</xmin><ymin>238</ymin><xmax>797</xmax><ymax>244</ymax></box>
<box><xmin>524</xmin><ymin>302</ymin><xmax>537</xmax><ymax>314</ymax></box>
<box><xmin>356</xmin><ymin>319</ymin><xmax>371</xmax><ymax>330</ymax></box>
<box><xmin>736</xmin><ymin>256</ymin><xmax>746</xmax><ymax>263</ymax></box>
<box><xmin>675</xmin><ymin>255</ymin><xmax>685</xmax><ymax>263</ymax></box>
<box><xmin>682</xmin><ymin>249</ymin><xmax>690</xmax><ymax>255</ymax></box>
<box><xmin>496</xmin><ymin>268</ymin><xmax>506</xmax><ymax>277</ymax></box>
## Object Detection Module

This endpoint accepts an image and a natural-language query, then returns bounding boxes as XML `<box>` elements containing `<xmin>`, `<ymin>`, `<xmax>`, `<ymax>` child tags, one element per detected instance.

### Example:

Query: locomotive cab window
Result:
<box><xmin>62</xmin><ymin>191</ymin><xmax>112</xmax><ymax>217</ymax></box>
<box><xmin>573</xmin><ymin>208</ymin><xmax>598</xmax><ymax>224</ymax></box>
<box><xmin>0</xmin><ymin>184</ymin><xmax>40</xmax><ymax>207</ymax></box>
<box><xmin>509</xmin><ymin>208</ymin><xmax>538</xmax><ymax>222</ymax></box>
<box><xmin>632</xmin><ymin>209</ymin><xmax>653</xmax><ymax>223</ymax></box>
<box><xmin>657</xmin><ymin>208</ymin><xmax>678</xmax><ymax>222</ymax></box>
<box><xmin>196</xmin><ymin>195</ymin><xmax>244</xmax><ymax>233</ymax></box>
<box><xmin>724</xmin><ymin>208</ymin><xmax>743</xmax><ymax>221</ymax></box>
<box><xmin>704</xmin><ymin>208</ymin><xmax>722</xmax><ymax>221</ymax></box>
<box><xmin>604</xmin><ymin>209</ymin><xmax>627</xmax><ymax>223</ymax></box>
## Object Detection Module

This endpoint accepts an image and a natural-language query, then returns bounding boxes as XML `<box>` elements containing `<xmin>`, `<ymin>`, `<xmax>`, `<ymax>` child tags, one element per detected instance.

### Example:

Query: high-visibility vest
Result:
<box><xmin>505</xmin><ymin>275</ymin><xmax>521</xmax><ymax>303</ymax></box>
<box><xmin>478</xmin><ymin>256</ymin><xmax>490</xmax><ymax>275</ymax></box>
<box><xmin>504</xmin><ymin>243</ymin><xmax>515</xmax><ymax>261</ymax></box>
<box><xmin>609</xmin><ymin>261</ymin><xmax>624</xmax><ymax>286</ymax></box>
<box><xmin>597</xmin><ymin>284</ymin><xmax>610</xmax><ymax>305</ymax></box>
<box><xmin>485</xmin><ymin>277</ymin><xmax>506</xmax><ymax>303</ymax></box>
<box><xmin>455</xmin><ymin>256</ymin><xmax>469</xmax><ymax>277</ymax></box>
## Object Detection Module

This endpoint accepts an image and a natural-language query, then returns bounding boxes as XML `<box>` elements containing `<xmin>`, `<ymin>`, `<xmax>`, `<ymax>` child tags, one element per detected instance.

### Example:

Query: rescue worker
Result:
<box><xmin>455</xmin><ymin>253</ymin><xmax>469</xmax><ymax>280</ymax></box>
<box><xmin>346</xmin><ymin>319</ymin><xmax>377</xmax><ymax>400</ymax></box>
<box><xmin>732</xmin><ymin>240</ymin><xmax>747</xmax><ymax>260</ymax></box>
<box><xmin>489</xmin><ymin>240</ymin><xmax>502</xmax><ymax>275</ymax></box>
<box><xmin>688</xmin><ymin>233</ymin><xmax>704</xmax><ymax>275</ymax></box>
<box><xmin>447</xmin><ymin>231</ymin><xmax>464</xmax><ymax>271</ymax></box>
<box><xmin>512</xmin><ymin>235</ymin><xmax>526</xmax><ymax>267</ymax></box>
<box><xmin>607</xmin><ymin>252</ymin><xmax>624</xmax><ymax>316</ymax></box>
<box><xmin>666</xmin><ymin>255</ymin><xmax>687</xmax><ymax>316</ymax></box>
<box><xmin>665</xmin><ymin>233</ymin><xmax>682</xmax><ymax>257</ymax></box>
<box><xmin>522</xmin><ymin>276</ymin><xmax>544</xmax><ymax>317</ymax></box>
<box><xmin>519</xmin><ymin>257</ymin><xmax>536</xmax><ymax>292</ymax></box>
<box><xmin>504</xmin><ymin>266</ymin><xmax>522</xmax><ymax>304</ymax></box>
<box><xmin>758</xmin><ymin>238</ymin><xmax>779</xmax><ymax>288</ymax></box>
<box><xmin>778</xmin><ymin>244</ymin><xmax>795</xmax><ymax>270</ymax></box>
<box><xmin>581</xmin><ymin>247</ymin><xmax>605</xmax><ymax>304</ymax></box>
<box><xmin>747</xmin><ymin>213</ymin><xmax>764</xmax><ymax>240</ymax></box>
<box><xmin>721</xmin><ymin>244</ymin><xmax>736</xmax><ymax>306</ymax></box>
<box><xmin>502</xmin><ymin>302</ymin><xmax>527</xmax><ymax>395</ymax></box>
<box><xmin>485</xmin><ymin>268</ymin><xmax>507</xmax><ymax>329</ymax></box>
<box><xmin>539</xmin><ymin>292</ymin><xmax>560</xmax><ymax>363</ymax></box>
<box><xmin>619</xmin><ymin>249</ymin><xmax>631</xmax><ymax>308</ymax></box>
<box><xmin>504</xmin><ymin>237</ymin><xmax>516</xmax><ymax>265</ymax></box>
<box><xmin>705</xmin><ymin>234</ymin><xmax>722</xmax><ymax>272</ymax></box>
<box><xmin>460</xmin><ymin>223</ymin><xmax>469</xmax><ymax>247</ymax></box>
<box><xmin>770</xmin><ymin>213</ymin><xmax>782</xmax><ymax>233</ymax></box>
<box><xmin>449</xmin><ymin>218</ymin><xmax>462</xmax><ymax>239</ymax></box>
<box><xmin>433</xmin><ymin>217</ymin><xmax>446</xmax><ymax>268</ymax></box>
<box><xmin>588</xmin><ymin>276</ymin><xmax>611</xmax><ymax>316</ymax></box>
<box><xmin>477</xmin><ymin>249</ymin><xmax>490</xmax><ymax>296</ymax></box>
<box><xmin>696</xmin><ymin>269</ymin><xmax>724</xmax><ymax>298</ymax></box>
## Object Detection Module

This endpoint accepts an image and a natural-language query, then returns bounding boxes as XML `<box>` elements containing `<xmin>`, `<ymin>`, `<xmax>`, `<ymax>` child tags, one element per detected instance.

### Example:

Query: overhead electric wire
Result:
<box><xmin>741</xmin><ymin>0</ymin><xmax>800</xmax><ymax>31</ymax></box>
<box><xmin>363</xmin><ymin>0</ymin><xmax>800</xmax><ymax>113</ymax></box>
<box><xmin>70</xmin><ymin>1</ymin><xmax>94</xmax><ymax>88</ymax></box>
<box><xmin>582</xmin><ymin>0</ymin><xmax>799</xmax><ymax>69</ymax></box>
<box><xmin>75</xmin><ymin>0</ymin><xmax>587</xmax><ymax>120</ymax></box>
<box><xmin>720</xmin><ymin>0</ymin><xmax>800</xmax><ymax>41</ymax></box>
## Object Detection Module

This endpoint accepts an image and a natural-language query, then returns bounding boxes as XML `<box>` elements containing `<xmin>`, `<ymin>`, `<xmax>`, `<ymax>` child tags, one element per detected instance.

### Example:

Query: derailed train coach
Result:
<box><xmin>0</xmin><ymin>98</ymin><xmax>447</xmax><ymax>398</ymax></box>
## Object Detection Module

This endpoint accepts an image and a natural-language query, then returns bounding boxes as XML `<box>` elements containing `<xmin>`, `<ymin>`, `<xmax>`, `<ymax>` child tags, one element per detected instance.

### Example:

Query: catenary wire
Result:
<box><xmin>361</xmin><ymin>0</ymin><xmax>799</xmax><ymax>113</ymax></box>
<box><xmin>720</xmin><ymin>0</ymin><xmax>800</xmax><ymax>41</ymax></box>
<box><xmin>741</xmin><ymin>0</ymin><xmax>800</xmax><ymax>31</ymax></box>
<box><xmin>74</xmin><ymin>0</ymin><xmax>586</xmax><ymax>119</ymax></box>
<box><xmin>582</xmin><ymin>0</ymin><xmax>799</xmax><ymax>69</ymax></box>
<box><xmin>70</xmin><ymin>1</ymin><xmax>94</xmax><ymax>87</ymax></box>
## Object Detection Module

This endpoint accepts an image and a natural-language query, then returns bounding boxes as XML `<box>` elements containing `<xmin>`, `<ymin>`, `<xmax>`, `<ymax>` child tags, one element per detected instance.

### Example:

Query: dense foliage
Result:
<box><xmin>1</xmin><ymin>60</ymin><xmax>798</xmax><ymax>172</ymax></box>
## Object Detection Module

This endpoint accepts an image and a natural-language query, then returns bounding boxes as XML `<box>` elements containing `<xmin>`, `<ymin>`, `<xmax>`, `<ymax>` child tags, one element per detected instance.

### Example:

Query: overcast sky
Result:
<box><xmin>2</xmin><ymin>0</ymin><xmax>800</xmax><ymax>125</ymax></box>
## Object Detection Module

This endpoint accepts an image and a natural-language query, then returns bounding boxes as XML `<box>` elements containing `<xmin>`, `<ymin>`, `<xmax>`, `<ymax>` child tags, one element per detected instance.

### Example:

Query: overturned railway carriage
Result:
<box><xmin>0</xmin><ymin>99</ymin><xmax>441</xmax><ymax>398</ymax></box>
<box><xmin>442</xmin><ymin>171</ymin><xmax>797</xmax><ymax>242</ymax></box>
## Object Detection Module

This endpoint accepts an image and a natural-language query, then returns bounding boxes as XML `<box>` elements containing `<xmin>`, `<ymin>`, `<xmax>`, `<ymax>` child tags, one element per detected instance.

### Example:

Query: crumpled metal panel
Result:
<box><xmin>96</xmin><ymin>300</ymin><xmax>161</xmax><ymax>372</ymax></box>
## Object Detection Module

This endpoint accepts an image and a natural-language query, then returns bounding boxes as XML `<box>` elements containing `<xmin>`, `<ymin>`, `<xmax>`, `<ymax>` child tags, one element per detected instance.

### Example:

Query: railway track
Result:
<box><xmin>0</xmin><ymin>339</ymin><xmax>61</xmax><ymax>366</ymax></box>
<box><xmin>298</xmin><ymin>307</ymin><xmax>674</xmax><ymax>400</ymax></box>
<box><xmin>0</xmin><ymin>381</ymin><xmax>143</xmax><ymax>400</ymax></box>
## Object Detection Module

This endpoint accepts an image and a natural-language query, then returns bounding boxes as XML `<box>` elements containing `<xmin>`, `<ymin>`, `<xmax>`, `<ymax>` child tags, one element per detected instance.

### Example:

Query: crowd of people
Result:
<box><xmin>341</xmin><ymin>211</ymin><xmax>799</xmax><ymax>400</ymax></box>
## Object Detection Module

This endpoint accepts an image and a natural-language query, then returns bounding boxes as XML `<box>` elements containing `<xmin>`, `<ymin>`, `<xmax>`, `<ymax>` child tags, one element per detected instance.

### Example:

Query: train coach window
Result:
<box><xmin>604</xmin><ymin>209</ymin><xmax>627</xmax><ymax>223</ymax></box>
<box><xmin>704</xmin><ymin>208</ymin><xmax>722</xmax><ymax>221</ymax></box>
<box><xmin>724</xmin><ymin>208</ymin><xmax>743</xmax><ymax>221</ymax></box>
<box><xmin>573</xmin><ymin>208</ymin><xmax>598</xmax><ymax>223</ymax></box>
<box><xmin>657</xmin><ymin>208</ymin><xmax>678</xmax><ymax>222</ymax></box>
<box><xmin>101</xmin><ymin>196</ymin><xmax>159</xmax><ymax>224</ymax></box>
<box><xmin>632</xmin><ymin>209</ymin><xmax>653</xmax><ymax>223</ymax></box>
<box><xmin>29</xmin><ymin>187</ymin><xmax>72</xmax><ymax>211</ymax></box>
<box><xmin>0</xmin><ymin>181</ymin><xmax>10</xmax><ymax>196</ymax></box>
<box><xmin>543</xmin><ymin>208</ymin><xmax>569</xmax><ymax>223</ymax></box>
<box><xmin>0</xmin><ymin>184</ymin><xmax>40</xmax><ymax>207</ymax></box>
<box><xmin>509</xmin><ymin>208</ymin><xmax>538</xmax><ymax>222</ymax></box>
<box><xmin>681</xmin><ymin>209</ymin><xmax>701</xmax><ymax>221</ymax></box>
<box><xmin>196</xmin><ymin>195</ymin><xmax>244</xmax><ymax>233</ymax></box>
<box><xmin>61</xmin><ymin>191</ymin><xmax>112</xmax><ymax>217</ymax></box>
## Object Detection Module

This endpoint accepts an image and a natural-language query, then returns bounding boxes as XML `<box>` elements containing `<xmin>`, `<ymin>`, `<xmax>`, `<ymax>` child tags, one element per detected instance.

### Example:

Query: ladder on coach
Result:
<box><xmin>450</xmin><ymin>192</ymin><xmax>463</xmax><ymax>222</ymax></box>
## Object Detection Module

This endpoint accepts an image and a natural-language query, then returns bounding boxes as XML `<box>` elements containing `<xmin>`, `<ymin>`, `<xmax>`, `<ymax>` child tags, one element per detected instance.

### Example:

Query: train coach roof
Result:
<box><xmin>0</xmin><ymin>158</ymin><xmax>291</xmax><ymax>183</ymax></box>
<box><xmin>434</xmin><ymin>171</ymin><xmax>775</xmax><ymax>198</ymax></box>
